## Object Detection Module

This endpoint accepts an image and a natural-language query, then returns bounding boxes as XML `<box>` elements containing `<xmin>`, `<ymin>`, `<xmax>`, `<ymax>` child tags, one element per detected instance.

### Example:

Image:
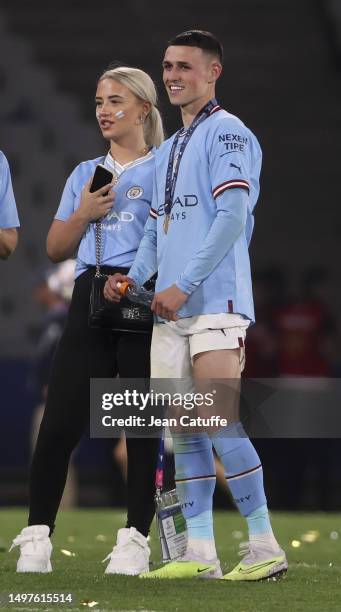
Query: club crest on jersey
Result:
<box><xmin>126</xmin><ymin>186</ymin><xmax>144</xmax><ymax>199</ymax></box>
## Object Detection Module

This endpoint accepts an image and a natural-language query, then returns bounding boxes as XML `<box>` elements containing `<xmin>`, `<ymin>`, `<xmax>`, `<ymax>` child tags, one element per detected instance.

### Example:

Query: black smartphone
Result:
<box><xmin>89</xmin><ymin>164</ymin><xmax>113</xmax><ymax>193</ymax></box>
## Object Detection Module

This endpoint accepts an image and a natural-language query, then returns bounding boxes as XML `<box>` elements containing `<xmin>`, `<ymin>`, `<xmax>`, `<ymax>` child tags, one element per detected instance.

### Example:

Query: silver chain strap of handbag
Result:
<box><xmin>94</xmin><ymin>172</ymin><xmax>118</xmax><ymax>278</ymax></box>
<box><xmin>94</xmin><ymin>221</ymin><xmax>102</xmax><ymax>278</ymax></box>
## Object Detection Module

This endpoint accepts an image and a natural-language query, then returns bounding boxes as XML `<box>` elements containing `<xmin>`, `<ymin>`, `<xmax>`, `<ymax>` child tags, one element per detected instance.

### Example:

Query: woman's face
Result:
<box><xmin>95</xmin><ymin>78</ymin><xmax>147</xmax><ymax>142</ymax></box>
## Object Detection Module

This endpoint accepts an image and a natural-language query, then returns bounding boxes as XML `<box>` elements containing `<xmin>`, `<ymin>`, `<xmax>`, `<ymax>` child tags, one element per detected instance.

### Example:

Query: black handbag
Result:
<box><xmin>88</xmin><ymin>220</ymin><xmax>154</xmax><ymax>333</ymax></box>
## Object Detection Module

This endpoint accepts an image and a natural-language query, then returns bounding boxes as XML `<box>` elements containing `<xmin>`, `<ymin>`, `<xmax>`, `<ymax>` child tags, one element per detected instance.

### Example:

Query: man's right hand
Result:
<box><xmin>104</xmin><ymin>274</ymin><xmax>134</xmax><ymax>303</ymax></box>
<box><xmin>78</xmin><ymin>178</ymin><xmax>115</xmax><ymax>222</ymax></box>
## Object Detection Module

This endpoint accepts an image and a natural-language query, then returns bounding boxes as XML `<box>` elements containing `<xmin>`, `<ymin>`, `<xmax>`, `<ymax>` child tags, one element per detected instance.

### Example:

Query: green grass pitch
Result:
<box><xmin>0</xmin><ymin>509</ymin><xmax>340</xmax><ymax>611</ymax></box>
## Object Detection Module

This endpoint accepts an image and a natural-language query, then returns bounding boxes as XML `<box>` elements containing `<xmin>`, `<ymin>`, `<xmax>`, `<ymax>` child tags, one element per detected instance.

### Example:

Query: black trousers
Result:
<box><xmin>28</xmin><ymin>267</ymin><xmax>159</xmax><ymax>537</ymax></box>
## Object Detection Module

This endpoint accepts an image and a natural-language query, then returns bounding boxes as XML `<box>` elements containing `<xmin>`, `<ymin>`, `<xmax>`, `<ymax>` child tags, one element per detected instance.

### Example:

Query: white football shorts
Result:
<box><xmin>151</xmin><ymin>313</ymin><xmax>250</xmax><ymax>378</ymax></box>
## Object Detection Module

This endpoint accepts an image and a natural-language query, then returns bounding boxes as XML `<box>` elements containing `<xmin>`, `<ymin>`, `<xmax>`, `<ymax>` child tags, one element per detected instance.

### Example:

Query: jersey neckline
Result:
<box><xmin>105</xmin><ymin>149</ymin><xmax>154</xmax><ymax>175</ymax></box>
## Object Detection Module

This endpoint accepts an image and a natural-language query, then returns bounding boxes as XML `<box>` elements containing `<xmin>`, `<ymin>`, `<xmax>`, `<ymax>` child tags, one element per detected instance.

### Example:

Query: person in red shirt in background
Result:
<box><xmin>243</xmin><ymin>268</ymin><xmax>288</xmax><ymax>378</ymax></box>
<box><xmin>272</xmin><ymin>268</ymin><xmax>335</xmax><ymax>377</ymax></box>
<box><xmin>273</xmin><ymin>268</ymin><xmax>337</xmax><ymax>510</ymax></box>
<box><xmin>245</xmin><ymin>267</ymin><xmax>338</xmax><ymax>511</ymax></box>
<box><xmin>244</xmin><ymin>266</ymin><xmax>335</xmax><ymax>379</ymax></box>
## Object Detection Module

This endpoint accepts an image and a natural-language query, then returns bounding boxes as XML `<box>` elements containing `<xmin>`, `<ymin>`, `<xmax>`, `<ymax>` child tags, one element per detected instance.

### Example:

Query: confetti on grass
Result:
<box><xmin>301</xmin><ymin>530</ymin><xmax>319</xmax><ymax>543</ymax></box>
<box><xmin>95</xmin><ymin>534</ymin><xmax>108</xmax><ymax>542</ymax></box>
<box><xmin>60</xmin><ymin>548</ymin><xmax>76</xmax><ymax>557</ymax></box>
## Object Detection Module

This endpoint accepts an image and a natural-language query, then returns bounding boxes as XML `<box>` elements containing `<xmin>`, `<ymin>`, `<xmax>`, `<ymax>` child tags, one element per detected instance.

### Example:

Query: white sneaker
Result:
<box><xmin>103</xmin><ymin>527</ymin><xmax>150</xmax><ymax>575</ymax></box>
<box><xmin>10</xmin><ymin>525</ymin><xmax>52</xmax><ymax>573</ymax></box>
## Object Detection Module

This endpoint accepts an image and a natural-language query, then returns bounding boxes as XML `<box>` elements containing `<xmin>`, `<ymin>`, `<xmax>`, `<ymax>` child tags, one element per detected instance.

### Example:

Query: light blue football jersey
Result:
<box><xmin>55</xmin><ymin>151</ymin><xmax>155</xmax><ymax>277</ymax></box>
<box><xmin>129</xmin><ymin>108</ymin><xmax>262</xmax><ymax>322</ymax></box>
<box><xmin>0</xmin><ymin>151</ymin><xmax>20</xmax><ymax>228</ymax></box>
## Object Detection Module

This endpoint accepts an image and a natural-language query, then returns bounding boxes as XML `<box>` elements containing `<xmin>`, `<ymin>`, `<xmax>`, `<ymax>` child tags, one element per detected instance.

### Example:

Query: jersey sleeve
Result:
<box><xmin>128</xmin><ymin>170</ymin><xmax>158</xmax><ymax>285</ymax></box>
<box><xmin>207</xmin><ymin>118</ymin><xmax>254</xmax><ymax>200</ymax></box>
<box><xmin>54</xmin><ymin>167</ymin><xmax>79</xmax><ymax>221</ymax></box>
<box><xmin>176</xmin><ymin>188</ymin><xmax>248</xmax><ymax>295</ymax></box>
<box><xmin>0</xmin><ymin>152</ymin><xmax>20</xmax><ymax>228</ymax></box>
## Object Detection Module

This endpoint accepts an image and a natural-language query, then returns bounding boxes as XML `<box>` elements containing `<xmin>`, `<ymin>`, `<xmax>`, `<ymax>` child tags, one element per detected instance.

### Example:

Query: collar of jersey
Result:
<box><xmin>105</xmin><ymin>149</ymin><xmax>154</xmax><ymax>176</ymax></box>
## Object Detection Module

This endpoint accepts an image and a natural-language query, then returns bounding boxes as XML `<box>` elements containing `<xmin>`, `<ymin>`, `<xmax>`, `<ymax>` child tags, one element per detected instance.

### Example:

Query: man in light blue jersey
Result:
<box><xmin>0</xmin><ymin>151</ymin><xmax>19</xmax><ymax>259</ymax></box>
<box><xmin>105</xmin><ymin>31</ymin><xmax>287</xmax><ymax>581</ymax></box>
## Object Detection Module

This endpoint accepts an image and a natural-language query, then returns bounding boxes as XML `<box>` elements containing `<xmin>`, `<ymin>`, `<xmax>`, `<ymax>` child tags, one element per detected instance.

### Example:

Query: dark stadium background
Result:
<box><xmin>1</xmin><ymin>0</ymin><xmax>341</xmax><ymax>511</ymax></box>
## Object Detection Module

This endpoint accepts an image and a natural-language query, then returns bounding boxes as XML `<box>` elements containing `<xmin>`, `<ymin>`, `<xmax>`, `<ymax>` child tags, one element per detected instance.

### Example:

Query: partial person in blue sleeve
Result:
<box><xmin>11</xmin><ymin>66</ymin><xmax>164</xmax><ymax>576</ymax></box>
<box><xmin>105</xmin><ymin>31</ymin><xmax>288</xmax><ymax>582</ymax></box>
<box><xmin>0</xmin><ymin>151</ymin><xmax>19</xmax><ymax>259</ymax></box>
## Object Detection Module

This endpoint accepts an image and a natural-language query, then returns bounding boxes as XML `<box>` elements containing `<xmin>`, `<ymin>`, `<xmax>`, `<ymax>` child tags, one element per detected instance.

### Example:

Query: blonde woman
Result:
<box><xmin>10</xmin><ymin>66</ymin><xmax>164</xmax><ymax>576</ymax></box>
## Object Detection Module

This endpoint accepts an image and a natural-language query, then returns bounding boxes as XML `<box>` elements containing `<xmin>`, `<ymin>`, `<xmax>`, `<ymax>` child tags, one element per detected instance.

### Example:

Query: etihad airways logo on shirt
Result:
<box><xmin>105</xmin><ymin>210</ymin><xmax>134</xmax><ymax>222</ymax></box>
<box><xmin>100</xmin><ymin>210</ymin><xmax>134</xmax><ymax>232</ymax></box>
<box><xmin>157</xmin><ymin>194</ymin><xmax>198</xmax><ymax>218</ymax></box>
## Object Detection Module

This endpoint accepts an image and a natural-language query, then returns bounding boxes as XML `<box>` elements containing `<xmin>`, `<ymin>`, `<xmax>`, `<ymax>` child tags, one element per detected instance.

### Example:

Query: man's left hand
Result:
<box><xmin>151</xmin><ymin>284</ymin><xmax>188</xmax><ymax>321</ymax></box>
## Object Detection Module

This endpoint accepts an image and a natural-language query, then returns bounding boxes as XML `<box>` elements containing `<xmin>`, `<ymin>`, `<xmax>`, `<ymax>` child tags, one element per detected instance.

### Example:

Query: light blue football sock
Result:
<box><xmin>246</xmin><ymin>504</ymin><xmax>272</xmax><ymax>535</ymax></box>
<box><xmin>186</xmin><ymin>510</ymin><xmax>214</xmax><ymax>540</ymax></box>
<box><xmin>173</xmin><ymin>434</ymin><xmax>217</xmax><ymax>557</ymax></box>
<box><xmin>211</xmin><ymin>422</ymin><xmax>267</xmax><ymax>517</ymax></box>
<box><xmin>173</xmin><ymin>434</ymin><xmax>216</xmax><ymax>521</ymax></box>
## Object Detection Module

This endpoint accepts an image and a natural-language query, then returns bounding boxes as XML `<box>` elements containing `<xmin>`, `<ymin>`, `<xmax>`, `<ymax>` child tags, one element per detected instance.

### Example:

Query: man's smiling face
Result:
<box><xmin>162</xmin><ymin>45</ymin><xmax>218</xmax><ymax>109</ymax></box>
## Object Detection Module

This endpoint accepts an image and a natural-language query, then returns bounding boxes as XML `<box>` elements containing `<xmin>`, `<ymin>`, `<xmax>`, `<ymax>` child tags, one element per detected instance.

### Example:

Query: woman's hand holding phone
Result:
<box><xmin>79</xmin><ymin>177</ymin><xmax>115</xmax><ymax>222</ymax></box>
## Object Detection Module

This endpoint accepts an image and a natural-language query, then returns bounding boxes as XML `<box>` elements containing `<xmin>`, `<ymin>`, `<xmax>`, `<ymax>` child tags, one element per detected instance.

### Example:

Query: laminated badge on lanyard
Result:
<box><xmin>155</xmin><ymin>435</ymin><xmax>188</xmax><ymax>561</ymax></box>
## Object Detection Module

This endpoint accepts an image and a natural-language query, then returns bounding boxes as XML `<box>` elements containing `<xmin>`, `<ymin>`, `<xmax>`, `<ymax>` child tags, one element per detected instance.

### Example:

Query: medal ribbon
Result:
<box><xmin>164</xmin><ymin>98</ymin><xmax>220</xmax><ymax>219</ymax></box>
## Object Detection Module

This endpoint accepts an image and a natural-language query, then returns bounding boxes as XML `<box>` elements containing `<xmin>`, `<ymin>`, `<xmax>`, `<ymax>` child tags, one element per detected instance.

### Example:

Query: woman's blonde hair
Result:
<box><xmin>98</xmin><ymin>66</ymin><xmax>164</xmax><ymax>148</ymax></box>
